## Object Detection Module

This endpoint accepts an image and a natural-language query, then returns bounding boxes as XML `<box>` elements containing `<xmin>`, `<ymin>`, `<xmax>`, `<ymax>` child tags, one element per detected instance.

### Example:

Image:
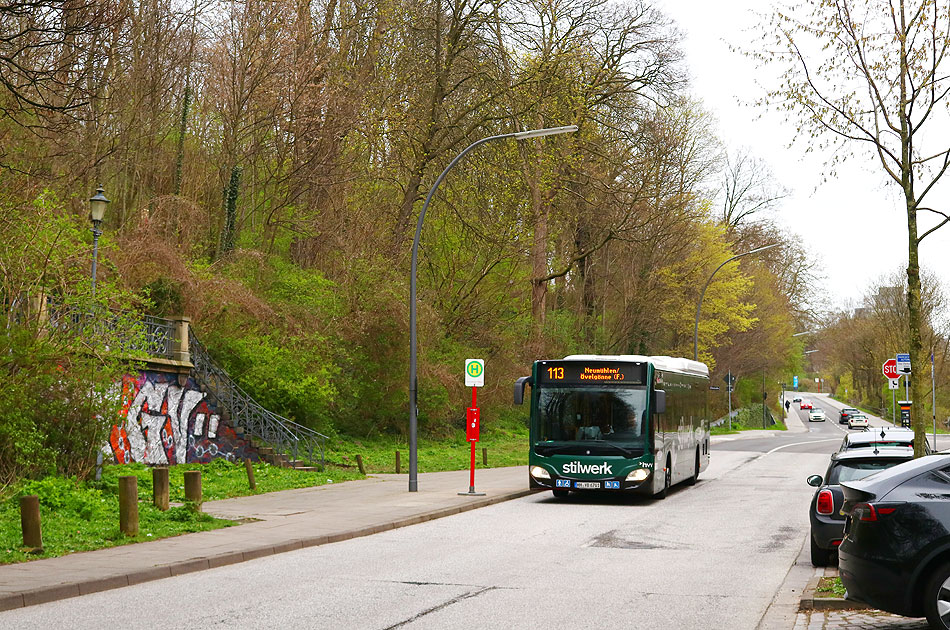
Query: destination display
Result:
<box><xmin>537</xmin><ymin>361</ymin><xmax>646</xmax><ymax>385</ymax></box>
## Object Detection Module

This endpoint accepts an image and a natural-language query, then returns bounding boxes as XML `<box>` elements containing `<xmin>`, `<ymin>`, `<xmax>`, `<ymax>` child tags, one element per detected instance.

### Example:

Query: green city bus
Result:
<box><xmin>514</xmin><ymin>354</ymin><xmax>710</xmax><ymax>499</ymax></box>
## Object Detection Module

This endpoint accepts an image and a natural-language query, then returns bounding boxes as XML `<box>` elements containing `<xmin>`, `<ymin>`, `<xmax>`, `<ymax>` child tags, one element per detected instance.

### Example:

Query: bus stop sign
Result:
<box><xmin>465</xmin><ymin>359</ymin><xmax>485</xmax><ymax>387</ymax></box>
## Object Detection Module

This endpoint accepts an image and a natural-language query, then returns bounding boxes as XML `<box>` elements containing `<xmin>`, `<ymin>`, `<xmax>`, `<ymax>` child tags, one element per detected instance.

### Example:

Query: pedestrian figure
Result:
<box><xmin>785</xmin><ymin>400</ymin><xmax>790</xmax><ymax>412</ymax></box>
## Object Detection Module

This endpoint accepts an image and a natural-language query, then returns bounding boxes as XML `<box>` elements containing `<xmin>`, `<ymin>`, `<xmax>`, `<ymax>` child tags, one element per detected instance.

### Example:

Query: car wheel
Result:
<box><xmin>924</xmin><ymin>562</ymin><xmax>950</xmax><ymax>629</ymax></box>
<box><xmin>810</xmin><ymin>535</ymin><xmax>833</xmax><ymax>567</ymax></box>
<box><xmin>552</xmin><ymin>488</ymin><xmax>569</xmax><ymax>498</ymax></box>
<box><xmin>687</xmin><ymin>450</ymin><xmax>699</xmax><ymax>486</ymax></box>
<box><xmin>654</xmin><ymin>458</ymin><xmax>671</xmax><ymax>499</ymax></box>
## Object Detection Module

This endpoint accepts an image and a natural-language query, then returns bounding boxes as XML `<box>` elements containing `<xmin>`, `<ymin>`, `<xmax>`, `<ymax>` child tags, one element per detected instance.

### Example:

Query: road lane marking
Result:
<box><xmin>765</xmin><ymin>438</ymin><xmax>841</xmax><ymax>455</ymax></box>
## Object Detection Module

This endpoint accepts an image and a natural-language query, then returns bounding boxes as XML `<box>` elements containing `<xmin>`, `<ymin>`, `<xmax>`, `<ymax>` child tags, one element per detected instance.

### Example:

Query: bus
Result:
<box><xmin>513</xmin><ymin>354</ymin><xmax>710</xmax><ymax>499</ymax></box>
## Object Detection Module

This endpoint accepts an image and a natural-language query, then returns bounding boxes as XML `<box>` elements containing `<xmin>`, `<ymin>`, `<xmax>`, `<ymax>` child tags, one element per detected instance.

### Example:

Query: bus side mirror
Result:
<box><xmin>513</xmin><ymin>376</ymin><xmax>532</xmax><ymax>405</ymax></box>
<box><xmin>652</xmin><ymin>390</ymin><xmax>666</xmax><ymax>414</ymax></box>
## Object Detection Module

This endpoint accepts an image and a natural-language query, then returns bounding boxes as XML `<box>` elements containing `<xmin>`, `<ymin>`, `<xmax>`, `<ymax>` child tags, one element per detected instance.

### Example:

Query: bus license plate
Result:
<box><xmin>574</xmin><ymin>481</ymin><xmax>600</xmax><ymax>489</ymax></box>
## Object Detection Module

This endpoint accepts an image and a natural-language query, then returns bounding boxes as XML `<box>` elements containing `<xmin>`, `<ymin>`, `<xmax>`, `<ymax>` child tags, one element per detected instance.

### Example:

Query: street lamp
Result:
<box><xmin>89</xmin><ymin>185</ymin><xmax>110</xmax><ymax>297</ymax></box>
<box><xmin>693</xmin><ymin>243</ymin><xmax>780</xmax><ymax>361</ymax></box>
<box><xmin>409</xmin><ymin>125</ymin><xmax>578</xmax><ymax>492</ymax></box>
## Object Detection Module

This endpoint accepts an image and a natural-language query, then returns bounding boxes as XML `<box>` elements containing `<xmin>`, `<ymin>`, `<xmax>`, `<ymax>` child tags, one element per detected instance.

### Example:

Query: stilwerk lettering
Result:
<box><xmin>561</xmin><ymin>461</ymin><xmax>613</xmax><ymax>475</ymax></box>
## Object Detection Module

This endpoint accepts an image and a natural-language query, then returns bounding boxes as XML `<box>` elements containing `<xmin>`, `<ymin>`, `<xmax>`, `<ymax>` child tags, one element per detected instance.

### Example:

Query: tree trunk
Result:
<box><xmin>907</xmin><ymin>197</ymin><xmax>926</xmax><ymax>457</ymax></box>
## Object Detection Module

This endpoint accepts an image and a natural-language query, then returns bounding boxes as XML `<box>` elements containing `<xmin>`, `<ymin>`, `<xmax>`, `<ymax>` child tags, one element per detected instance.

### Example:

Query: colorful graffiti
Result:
<box><xmin>109</xmin><ymin>371</ymin><xmax>258</xmax><ymax>464</ymax></box>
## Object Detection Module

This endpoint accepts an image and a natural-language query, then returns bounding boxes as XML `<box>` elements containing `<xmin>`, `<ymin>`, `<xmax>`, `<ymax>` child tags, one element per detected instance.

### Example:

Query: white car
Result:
<box><xmin>848</xmin><ymin>414</ymin><xmax>870</xmax><ymax>429</ymax></box>
<box><xmin>808</xmin><ymin>409</ymin><xmax>826</xmax><ymax>422</ymax></box>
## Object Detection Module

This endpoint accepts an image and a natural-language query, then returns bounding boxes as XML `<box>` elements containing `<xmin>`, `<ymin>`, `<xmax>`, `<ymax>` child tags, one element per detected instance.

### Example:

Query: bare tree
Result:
<box><xmin>757</xmin><ymin>0</ymin><xmax>950</xmax><ymax>456</ymax></box>
<box><xmin>720</xmin><ymin>148</ymin><xmax>787</xmax><ymax>228</ymax></box>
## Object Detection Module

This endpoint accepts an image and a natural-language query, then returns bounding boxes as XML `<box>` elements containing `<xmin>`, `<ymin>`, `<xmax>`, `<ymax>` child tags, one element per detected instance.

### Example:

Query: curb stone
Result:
<box><xmin>799</xmin><ymin>575</ymin><xmax>870</xmax><ymax>611</ymax></box>
<box><xmin>0</xmin><ymin>487</ymin><xmax>538</xmax><ymax>612</ymax></box>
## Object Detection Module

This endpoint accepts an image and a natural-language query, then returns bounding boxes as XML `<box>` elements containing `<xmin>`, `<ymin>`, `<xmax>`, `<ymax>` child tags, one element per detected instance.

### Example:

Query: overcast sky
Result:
<box><xmin>656</xmin><ymin>0</ymin><xmax>950</xmax><ymax>311</ymax></box>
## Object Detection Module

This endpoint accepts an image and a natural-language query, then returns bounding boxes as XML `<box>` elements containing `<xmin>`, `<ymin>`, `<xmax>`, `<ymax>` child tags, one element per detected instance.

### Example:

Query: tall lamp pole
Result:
<box><xmin>409</xmin><ymin>125</ymin><xmax>578</xmax><ymax>492</ymax></box>
<box><xmin>693</xmin><ymin>243</ymin><xmax>780</xmax><ymax>361</ymax></box>
<box><xmin>89</xmin><ymin>186</ymin><xmax>110</xmax><ymax>297</ymax></box>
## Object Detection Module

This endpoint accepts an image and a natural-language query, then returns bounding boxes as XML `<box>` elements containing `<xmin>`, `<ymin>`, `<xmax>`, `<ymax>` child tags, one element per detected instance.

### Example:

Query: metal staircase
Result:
<box><xmin>188</xmin><ymin>330</ymin><xmax>328</xmax><ymax>470</ymax></box>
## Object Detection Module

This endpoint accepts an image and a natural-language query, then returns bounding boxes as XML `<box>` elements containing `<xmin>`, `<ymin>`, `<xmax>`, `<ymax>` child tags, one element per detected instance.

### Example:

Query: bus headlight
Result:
<box><xmin>530</xmin><ymin>466</ymin><xmax>551</xmax><ymax>480</ymax></box>
<box><xmin>625</xmin><ymin>468</ymin><xmax>650</xmax><ymax>482</ymax></box>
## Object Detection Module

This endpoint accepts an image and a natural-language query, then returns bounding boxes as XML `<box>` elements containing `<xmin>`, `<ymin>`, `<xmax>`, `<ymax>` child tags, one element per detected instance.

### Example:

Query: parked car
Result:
<box><xmin>848</xmin><ymin>414</ymin><xmax>870</xmax><ymax>429</ymax></box>
<box><xmin>808</xmin><ymin>409</ymin><xmax>826</xmax><ymax>422</ymax></box>
<box><xmin>806</xmin><ymin>448</ymin><xmax>914</xmax><ymax>566</ymax></box>
<box><xmin>800</xmin><ymin>400</ymin><xmax>813</xmax><ymax>410</ymax></box>
<box><xmin>839</xmin><ymin>407</ymin><xmax>860</xmax><ymax>424</ymax></box>
<box><xmin>839</xmin><ymin>454</ymin><xmax>950</xmax><ymax>628</ymax></box>
<box><xmin>838</xmin><ymin>426</ymin><xmax>931</xmax><ymax>454</ymax></box>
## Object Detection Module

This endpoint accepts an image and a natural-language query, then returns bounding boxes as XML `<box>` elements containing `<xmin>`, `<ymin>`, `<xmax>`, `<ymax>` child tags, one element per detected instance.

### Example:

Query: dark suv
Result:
<box><xmin>806</xmin><ymin>447</ymin><xmax>913</xmax><ymax>566</ymax></box>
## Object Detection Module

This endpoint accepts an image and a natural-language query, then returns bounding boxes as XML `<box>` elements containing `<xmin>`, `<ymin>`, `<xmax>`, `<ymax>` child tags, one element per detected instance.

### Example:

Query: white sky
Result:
<box><xmin>657</xmin><ymin>0</ymin><xmax>950</xmax><ymax>310</ymax></box>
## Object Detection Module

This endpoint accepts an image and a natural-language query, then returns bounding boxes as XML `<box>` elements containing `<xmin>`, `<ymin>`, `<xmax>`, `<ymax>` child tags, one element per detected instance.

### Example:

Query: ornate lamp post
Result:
<box><xmin>89</xmin><ymin>186</ymin><xmax>110</xmax><ymax>296</ymax></box>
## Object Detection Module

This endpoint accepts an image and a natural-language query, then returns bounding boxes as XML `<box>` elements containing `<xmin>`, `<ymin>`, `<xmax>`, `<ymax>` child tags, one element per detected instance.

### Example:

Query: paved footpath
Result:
<box><xmin>0</xmin><ymin>466</ymin><xmax>533</xmax><ymax>611</ymax></box>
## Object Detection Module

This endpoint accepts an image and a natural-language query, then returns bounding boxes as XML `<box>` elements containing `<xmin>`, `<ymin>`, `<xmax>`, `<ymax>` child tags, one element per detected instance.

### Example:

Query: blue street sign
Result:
<box><xmin>793</xmin><ymin>375</ymin><xmax>799</xmax><ymax>388</ymax></box>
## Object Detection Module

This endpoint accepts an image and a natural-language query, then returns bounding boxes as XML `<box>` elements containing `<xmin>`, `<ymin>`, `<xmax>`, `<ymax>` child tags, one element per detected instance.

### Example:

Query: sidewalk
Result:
<box><xmin>0</xmin><ymin>467</ymin><xmax>534</xmax><ymax>612</ymax></box>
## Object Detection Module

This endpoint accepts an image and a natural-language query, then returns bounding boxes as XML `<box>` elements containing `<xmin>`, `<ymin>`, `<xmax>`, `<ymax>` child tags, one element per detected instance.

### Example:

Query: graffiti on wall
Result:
<box><xmin>109</xmin><ymin>371</ymin><xmax>258</xmax><ymax>464</ymax></box>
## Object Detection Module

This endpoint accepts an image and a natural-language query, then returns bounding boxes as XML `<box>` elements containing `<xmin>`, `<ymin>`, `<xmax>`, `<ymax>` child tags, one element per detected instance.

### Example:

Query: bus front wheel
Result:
<box><xmin>654</xmin><ymin>460</ymin><xmax>671</xmax><ymax>499</ymax></box>
<box><xmin>552</xmin><ymin>489</ymin><xmax>569</xmax><ymax>498</ymax></box>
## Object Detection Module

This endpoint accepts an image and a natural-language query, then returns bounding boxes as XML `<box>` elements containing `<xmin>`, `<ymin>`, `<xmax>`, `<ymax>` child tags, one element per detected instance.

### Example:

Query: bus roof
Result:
<box><xmin>561</xmin><ymin>354</ymin><xmax>710</xmax><ymax>379</ymax></box>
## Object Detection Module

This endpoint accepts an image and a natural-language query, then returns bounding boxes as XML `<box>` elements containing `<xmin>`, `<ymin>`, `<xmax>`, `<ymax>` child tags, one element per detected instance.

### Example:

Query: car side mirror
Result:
<box><xmin>806</xmin><ymin>475</ymin><xmax>823</xmax><ymax>487</ymax></box>
<box><xmin>513</xmin><ymin>376</ymin><xmax>532</xmax><ymax>405</ymax></box>
<box><xmin>652</xmin><ymin>390</ymin><xmax>666</xmax><ymax>415</ymax></box>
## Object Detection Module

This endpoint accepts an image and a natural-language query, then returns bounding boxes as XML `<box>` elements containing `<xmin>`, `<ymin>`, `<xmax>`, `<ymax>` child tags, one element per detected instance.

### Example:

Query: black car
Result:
<box><xmin>839</xmin><ymin>407</ymin><xmax>859</xmax><ymax>424</ymax></box>
<box><xmin>839</xmin><ymin>454</ymin><xmax>950</xmax><ymax>628</ymax></box>
<box><xmin>806</xmin><ymin>448</ymin><xmax>913</xmax><ymax>566</ymax></box>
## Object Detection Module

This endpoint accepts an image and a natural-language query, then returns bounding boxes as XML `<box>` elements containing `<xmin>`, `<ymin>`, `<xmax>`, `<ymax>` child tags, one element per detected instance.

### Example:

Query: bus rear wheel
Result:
<box><xmin>687</xmin><ymin>449</ymin><xmax>699</xmax><ymax>486</ymax></box>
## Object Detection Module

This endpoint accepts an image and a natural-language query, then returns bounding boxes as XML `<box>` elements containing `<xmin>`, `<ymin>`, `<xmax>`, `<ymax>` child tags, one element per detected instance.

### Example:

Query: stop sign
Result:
<box><xmin>883</xmin><ymin>358</ymin><xmax>899</xmax><ymax>379</ymax></box>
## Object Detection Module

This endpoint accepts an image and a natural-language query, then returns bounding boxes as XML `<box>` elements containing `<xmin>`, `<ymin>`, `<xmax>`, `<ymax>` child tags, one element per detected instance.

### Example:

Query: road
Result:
<box><xmin>0</xmin><ymin>393</ymin><xmax>936</xmax><ymax>630</ymax></box>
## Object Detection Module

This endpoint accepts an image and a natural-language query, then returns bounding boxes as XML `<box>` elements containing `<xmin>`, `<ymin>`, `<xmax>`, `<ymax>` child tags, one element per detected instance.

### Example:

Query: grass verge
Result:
<box><xmin>816</xmin><ymin>576</ymin><xmax>846</xmax><ymax>598</ymax></box>
<box><xmin>0</xmin><ymin>458</ymin><xmax>363</xmax><ymax>564</ymax></box>
<box><xmin>327</xmin><ymin>422</ymin><xmax>529</xmax><ymax>474</ymax></box>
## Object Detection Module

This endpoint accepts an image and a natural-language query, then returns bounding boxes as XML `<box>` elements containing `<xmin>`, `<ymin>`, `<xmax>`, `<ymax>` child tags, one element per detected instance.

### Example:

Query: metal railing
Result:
<box><xmin>189</xmin><ymin>330</ymin><xmax>327</xmax><ymax>469</ymax></box>
<box><xmin>43</xmin><ymin>298</ymin><xmax>177</xmax><ymax>360</ymax></box>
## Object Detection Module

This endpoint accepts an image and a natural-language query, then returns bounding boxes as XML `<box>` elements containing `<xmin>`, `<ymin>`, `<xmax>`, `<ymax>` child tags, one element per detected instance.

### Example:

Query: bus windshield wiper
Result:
<box><xmin>534</xmin><ymin>444</ymin><xmax>575</xmax><ymax>455</ymax></box>
<box><xmin>587</xmin><ymin>440</ymin><xmax>638</xmax><ymax>458</ymax></box>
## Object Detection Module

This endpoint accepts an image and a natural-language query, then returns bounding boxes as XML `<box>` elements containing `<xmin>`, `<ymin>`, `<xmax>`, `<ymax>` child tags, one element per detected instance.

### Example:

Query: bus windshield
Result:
<box><xmin>536</xmin><ymin>386</ymin><xmax>647</xmax><ymax>448</ymax></box>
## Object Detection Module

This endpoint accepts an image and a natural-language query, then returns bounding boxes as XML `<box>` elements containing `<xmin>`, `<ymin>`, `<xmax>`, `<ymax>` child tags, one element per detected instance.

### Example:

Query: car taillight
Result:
<box><xmin>854</xmin><ymin>502</ymin><xmax>899</xmax><ymax>522</ymax></box>
<box><xmin>816</xmin><ymin>489</ymin><xmax>835</xmax><ymax>515</ymax></box>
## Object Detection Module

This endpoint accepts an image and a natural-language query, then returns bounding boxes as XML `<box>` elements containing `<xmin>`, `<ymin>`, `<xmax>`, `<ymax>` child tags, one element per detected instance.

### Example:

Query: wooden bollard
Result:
<box><xmin>20</xmin><ymin>495</ymin><xmax>43</xmax><ymax>550</ymax></box>
<box><xmin>184</xmin><ymin>470</ymin><xmax>202</xmax><ymax>510</ymax></box>
<box><xmin>244</xmin><ymin>459</ymin><xmax>256</xmax><ymax>490</ymax></box>
<box><xmin>482</xmin><ymin>447</ymin><xmax>488</xmax><ymax>466</ymax></box>
<box><xmin>119</xmin><ymin>476</ymin><xmax>139</xmax><ymax>536</ymax></box>
<box><xmin>395</xmin><ymin>450</ymin><xmax>401</xmax><ymax>474</ymax></box>
<box><xmin>153</xmin><ymin>467</ymin><xmax>169</xmax><ymax>511</ymax></box>
<box><xmin>356</xmin><ymin>454</ymin><xmax>365</xmax><ymax>475</ymax></box>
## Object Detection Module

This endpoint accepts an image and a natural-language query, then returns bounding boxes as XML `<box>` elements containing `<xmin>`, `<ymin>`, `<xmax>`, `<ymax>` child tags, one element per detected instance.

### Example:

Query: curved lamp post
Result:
<box><xmin>693</xmin><ymin>242</ymin><xmax>780</xmax><ymax>362</ymax></box>
<box><xmin>89</xmin><ymin>185</ymin><xmax>110</xmax><ymax>297</ymax></box>
<box><xmin>409</xmin><ymin>125</ymin><xmax>578</xmax><ymax>492</ymax></box>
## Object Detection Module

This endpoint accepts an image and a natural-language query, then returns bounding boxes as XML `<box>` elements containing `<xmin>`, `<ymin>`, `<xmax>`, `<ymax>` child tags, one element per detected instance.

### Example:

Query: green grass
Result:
<box><xmin>816</xmin><ymin>576</ymin><xmax>846</xmax><ymax>598</ymax></box>
<box><xmin>327</xmin><ymin>421</ymin><xmax>530</xmax><ymax>474</ymax></box>
<box><xmin>0</xmin><ymin>458</ymin><xmax>363</xmax><ymax>564</ymax></box>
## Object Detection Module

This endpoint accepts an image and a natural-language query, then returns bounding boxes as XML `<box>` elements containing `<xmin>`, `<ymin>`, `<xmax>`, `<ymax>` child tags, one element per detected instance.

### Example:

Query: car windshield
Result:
<box><xmin>535</xmin><ymin>386</ymin><xmax>647</xmax><ymax>449</ymax></box>
<box><xmin>829</xmin><ymin>459</ymin><xmax>909</xmax><ymax>484</ymax></box>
